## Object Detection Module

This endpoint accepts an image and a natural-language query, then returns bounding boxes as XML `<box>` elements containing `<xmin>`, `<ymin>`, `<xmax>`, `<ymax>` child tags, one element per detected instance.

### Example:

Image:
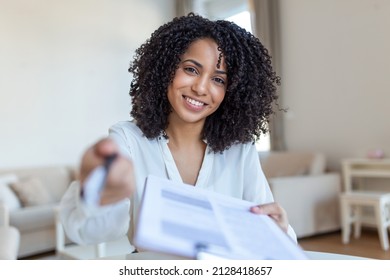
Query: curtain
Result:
<box><xmin>249</xmin><ymin>0</ymin><xmax>285</xmax><ymax>151</ymax></box>
<box><xmin>175</xmin><ymin>0</ymin><xmax>195</xmax><ymax>17</ymax></box>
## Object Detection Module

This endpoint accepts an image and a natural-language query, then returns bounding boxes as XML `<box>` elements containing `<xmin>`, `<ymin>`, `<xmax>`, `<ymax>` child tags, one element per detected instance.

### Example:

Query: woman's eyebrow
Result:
<box><xmin>215</xmin><ymin>69</ymin><xmax>227</xmax><ymax>75</ymax></box>
<box><xmin>182</xmin><ymin>59</ymin><xmax>227</xmax><ymax>75</ymax></box>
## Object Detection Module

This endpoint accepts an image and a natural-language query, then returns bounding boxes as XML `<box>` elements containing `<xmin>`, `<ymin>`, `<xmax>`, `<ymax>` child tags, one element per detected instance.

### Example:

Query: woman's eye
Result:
<box><xmin>184</xmin><ymin>67</ymin><xmax>198</xmax><ymax>75</ymax></box>
<box><xmin>213</xmin><ymin>77</ymin><xmax>225</xmax><ymax>85</ymax></box>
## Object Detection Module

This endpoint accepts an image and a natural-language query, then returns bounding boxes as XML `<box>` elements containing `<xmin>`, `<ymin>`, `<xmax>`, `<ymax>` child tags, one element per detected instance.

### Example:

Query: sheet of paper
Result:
<box><xmin>134</xmin><ymin>175</ymin><xmax>307</xmax><ymax>259</ymax></box>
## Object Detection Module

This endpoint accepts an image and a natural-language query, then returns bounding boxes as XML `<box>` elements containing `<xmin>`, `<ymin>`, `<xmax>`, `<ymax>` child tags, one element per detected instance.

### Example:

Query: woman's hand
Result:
<box><xmin>79</xmin><ymin>138</ymin><xmax>135</xmax><ymax>206</ymax></box>
<box><xmin>250</xmin><ymin>202</ymin><xmax>289</xmax><ymax>233</ymax></box>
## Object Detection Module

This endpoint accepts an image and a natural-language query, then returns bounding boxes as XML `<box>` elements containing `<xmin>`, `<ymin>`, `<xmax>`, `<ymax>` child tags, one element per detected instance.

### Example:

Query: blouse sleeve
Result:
<box><xmin>242</xmin><ymin>143</ymin><xmax>274</xmax><ymax>204</ymax></box>
<box><xmin>59</xmin><ymin>181</ymin><xmax>130</xmax><ymax>245</ymax></box>
<box><xmin>59</xmin><ymin>123</ymin><xmax>133</xmax><ymax>245</ymax></box>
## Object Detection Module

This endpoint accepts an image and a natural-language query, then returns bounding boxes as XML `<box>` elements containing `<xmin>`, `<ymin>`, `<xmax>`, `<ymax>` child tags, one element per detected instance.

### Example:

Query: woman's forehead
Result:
<box><xmin>182</xmin><ymin>38</ymin><xmax>226</xmax><ymax>70</ymax></box>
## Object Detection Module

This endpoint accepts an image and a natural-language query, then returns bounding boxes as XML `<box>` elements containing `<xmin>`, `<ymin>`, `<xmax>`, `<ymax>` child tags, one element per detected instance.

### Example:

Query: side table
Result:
<box><xmin>341</xmin><ymin>158</ymin><xmax>390</xmax><ymax>192</ymax></box>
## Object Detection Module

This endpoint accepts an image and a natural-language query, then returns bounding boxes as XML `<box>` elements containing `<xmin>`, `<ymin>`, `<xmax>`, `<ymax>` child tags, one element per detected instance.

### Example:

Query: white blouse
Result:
<box><xmin>59</xmin><ymin>121</ymin><xmax>296</xmax><ymax>250</ymax></box>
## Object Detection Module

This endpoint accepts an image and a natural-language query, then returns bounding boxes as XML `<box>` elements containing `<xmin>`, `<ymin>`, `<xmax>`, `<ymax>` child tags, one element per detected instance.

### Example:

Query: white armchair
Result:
<box><xmin>0</xmin><ymin>204</ymin><xmax>20</xmax><ymax>259</ymax></box>
<box><xmin>259</xmin><ymin>151</ymin><xmax>341</xmax><ymax>238</ymax></box>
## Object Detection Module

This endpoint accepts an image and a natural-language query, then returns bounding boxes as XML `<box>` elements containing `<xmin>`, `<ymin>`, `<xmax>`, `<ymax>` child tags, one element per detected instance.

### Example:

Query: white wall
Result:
<box><xmin>278</xmin><ymin>0</ymin><xmax>390</xmax><ymax>171</ymax></box>
<box><xmin>0</xmin><ymin>0</ymin><xmax>174</xmax><ymax>169</ymax></box>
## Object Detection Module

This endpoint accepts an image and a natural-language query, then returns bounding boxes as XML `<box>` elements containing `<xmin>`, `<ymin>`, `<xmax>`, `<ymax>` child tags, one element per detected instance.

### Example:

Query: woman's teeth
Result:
<box><xmin>185</xmin><ymin>97</ymin><xmax>204</xmax><ymax>106</ymax></box>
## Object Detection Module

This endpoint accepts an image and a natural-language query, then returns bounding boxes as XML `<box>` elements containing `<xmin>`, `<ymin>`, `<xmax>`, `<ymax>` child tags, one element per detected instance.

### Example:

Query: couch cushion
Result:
<box><xmin>0</xmin><ymin>173</ymin><xmax>19</xmax><ymax>185</ymax></box>
<box><xmin>2</xmin><ymin>166</ymin><xmax>74</xmax><ymax>202</ymax></box>
<box><xmin>308</xmin><ymin>153</ymin><xmax>326</xmax><ymax>175</ymax></box>
<box><xmin>0</xmin><ymin>173</ymin><xmax>22</xmax><ymax>210</ymax></box>
<box><xmin>10</xmin><ymin>177</ymin><xmax>53</xmax><ymax>207</ymax></box>
<box><xmin>9</xmin><ymin>204</ymin><xmax>57</xmax><ymax>232</ymax></box>
<box><xmin>0</xmin><ymin>184</ymin><xmax>21</xmax><ymax>210</ymax></box>
<box><xmin>258</xmin><ymin>151</ymin><xmax>326</xmax><ymax>178</ymax></box>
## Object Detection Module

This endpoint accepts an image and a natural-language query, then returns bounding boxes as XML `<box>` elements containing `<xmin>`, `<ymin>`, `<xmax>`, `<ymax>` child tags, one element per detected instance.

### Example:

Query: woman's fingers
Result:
<box><xmin>100</xmin><ymin>156</ymin><xmax>135</xmax><ymax>205</ymax></box>
<box><xmin>78</xmin><ymin>138</ymin><xmax>135</xmax><ymax>205</ymax></box>
<box><xmin>250</xmin><ymin>202</ymin><xmax>289</xmax><ymax>233</ymax></box>
<box><xmin>79</xmin><ymin>138</ymin><xmax>118</xmax><ymax>184</ymax></box>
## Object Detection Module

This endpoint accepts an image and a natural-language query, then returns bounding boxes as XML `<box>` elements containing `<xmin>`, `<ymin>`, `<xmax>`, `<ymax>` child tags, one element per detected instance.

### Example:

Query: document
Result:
<box><xmin>134</xmin><ymin>175</ymin><xmax>308</xmax><ymax>260</ymax></box>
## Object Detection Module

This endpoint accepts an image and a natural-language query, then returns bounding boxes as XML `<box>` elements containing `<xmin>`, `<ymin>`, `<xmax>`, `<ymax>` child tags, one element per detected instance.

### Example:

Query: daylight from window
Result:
<box><xmin>226</xmin><ymin>11</ymin><xmax>252</xmax><ymax>33</ymax></box>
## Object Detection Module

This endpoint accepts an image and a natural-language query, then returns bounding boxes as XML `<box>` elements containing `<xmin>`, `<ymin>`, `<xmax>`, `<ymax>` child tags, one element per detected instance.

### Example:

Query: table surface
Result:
<box><xmin>342</xmin><ymin>158</ymin><xmax>390</xmax><ymax>164</ymax></box>
<box><xmin>342</xmin><ymin>158</ymin><xmax>390</xmax><ymax>192</ymax></box>
<box><xmin>100</xmin><ymin>250</ymin><xmax>371</xmax><ymax>260</ymax></box>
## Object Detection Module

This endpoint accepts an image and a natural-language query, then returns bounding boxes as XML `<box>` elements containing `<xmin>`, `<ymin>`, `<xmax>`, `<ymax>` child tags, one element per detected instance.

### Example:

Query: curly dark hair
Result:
<box><xmin>129</xmin><ymin>13</ymin><xmax>280</xmax><ymax>153</ymax></box>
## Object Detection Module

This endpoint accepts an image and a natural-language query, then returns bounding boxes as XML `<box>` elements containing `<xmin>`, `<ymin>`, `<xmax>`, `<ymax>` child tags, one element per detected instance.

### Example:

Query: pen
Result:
<box><xmin>81</xmin><ymin>154</ymin><xmax>117</xmax><ymax>207</ymax></box>
<box><xmin>194</xmin><ymin>242</ymin><xmax>230</xmax><ymax>260</ymax></box>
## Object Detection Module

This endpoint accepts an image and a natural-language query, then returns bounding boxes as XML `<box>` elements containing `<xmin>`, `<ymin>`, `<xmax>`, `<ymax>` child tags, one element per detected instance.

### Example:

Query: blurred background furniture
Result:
<box><xmin>55</xmin><ymin>207</ymin><xmax>133</xmax><ymax>259</ymax></box>
<box><xmin>341</xmin><ymin>158</ymin><xmax>390</xmax><ymax>192</ymax></box>
<box><xmin>0</xmin><ymin>166</ymin><xmax>76</xmax><ymax>258</ymax></box>
<box><xmin>0</xmin><ymin>203</ymin><xmax>20</xmax><ymax>259</ymax></box>
<box><xmin>259</xmin><ymin>151</ymin><xmax>341</xmax><ymax>238</ymax></box>
<box><xmin>340</xmin><ymin>158</ymin><xmax>390</xmax><ymax>251</ymax></box>
<box><xmin>340</xmin><ymin>191</ymin><xmax>390</xmax><ymax>250</ymax></box>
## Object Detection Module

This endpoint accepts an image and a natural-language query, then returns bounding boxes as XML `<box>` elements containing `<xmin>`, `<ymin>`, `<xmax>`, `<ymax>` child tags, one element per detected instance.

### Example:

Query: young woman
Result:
<box><xmin>59</xmin><ymin>13</ymin><xmax>296</xmax><ymax>252</ymax></box>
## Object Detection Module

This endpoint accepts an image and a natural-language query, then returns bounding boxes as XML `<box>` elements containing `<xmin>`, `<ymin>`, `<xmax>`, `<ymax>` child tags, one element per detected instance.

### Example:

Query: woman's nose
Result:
<box><xmin>192</xmin><ymin>76</ymin><xmax>208</xmax><ymax>96</ymax></box>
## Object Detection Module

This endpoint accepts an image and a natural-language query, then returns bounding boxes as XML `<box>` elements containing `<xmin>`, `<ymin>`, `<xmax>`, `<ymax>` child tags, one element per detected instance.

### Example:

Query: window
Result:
<box><xmin>226</xmin><ymin>11</ymin><xmax>252</xmax><ymax>32</ymax></box>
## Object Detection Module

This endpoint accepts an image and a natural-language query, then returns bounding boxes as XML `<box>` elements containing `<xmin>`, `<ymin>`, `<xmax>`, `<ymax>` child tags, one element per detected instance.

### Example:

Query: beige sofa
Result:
<box><xmin>0</xmin><ymin>204</ymin><xmax>20</xmax><ymax>259</ymax></box>
<box><xmin>259</xmin><ymin>151</ymin><xmax>341</xmax><ymax>238</ymax></box>
<box><xmin>0</xmin><ymin>166</ymin><xmax>75</xmax><ymax>258</ymax></box>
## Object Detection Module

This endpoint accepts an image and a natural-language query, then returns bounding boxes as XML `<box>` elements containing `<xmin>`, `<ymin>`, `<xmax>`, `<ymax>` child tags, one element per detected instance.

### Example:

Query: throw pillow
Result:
<box><xmin>10</xmin><ymin>177</ymin><xmax>53</xmax><ymax>207</ymax></box>
<box><xmin>0</xmin><ymin>183</ymin><xmax>22</xmax><ymax>210</ymax></box>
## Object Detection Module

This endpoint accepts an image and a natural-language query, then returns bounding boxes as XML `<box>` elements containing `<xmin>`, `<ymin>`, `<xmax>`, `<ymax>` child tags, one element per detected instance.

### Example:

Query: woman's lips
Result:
<box><xmin>183</xmin><ymin>96</ymin><xmax>207</xmax><ymax>111</ymax></box>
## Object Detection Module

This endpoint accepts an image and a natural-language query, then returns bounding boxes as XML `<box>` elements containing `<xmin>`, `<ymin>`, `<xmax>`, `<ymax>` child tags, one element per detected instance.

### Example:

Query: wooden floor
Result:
<box><xmin>298</xmin><ymin>228</ymin><xmax>390</xmax><ymax>260</ymax></box>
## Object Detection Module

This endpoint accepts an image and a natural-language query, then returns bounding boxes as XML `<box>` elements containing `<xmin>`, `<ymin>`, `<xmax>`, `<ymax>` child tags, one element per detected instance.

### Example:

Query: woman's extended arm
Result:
<box><xmin>59</xmin><ymin>138</ymin><xmax>136</xmax><ymax>245</ymax></box>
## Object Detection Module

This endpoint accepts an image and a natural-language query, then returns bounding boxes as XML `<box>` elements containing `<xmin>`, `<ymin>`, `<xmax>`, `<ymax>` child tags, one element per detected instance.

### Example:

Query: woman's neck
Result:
<box><xmin>165</xmin><ymin>115</ymin><xmax>205</xmax><ymax>149</ymax></box>
<box><xmin>164</xmin><ymin>116</ymin><xmax>207</xmax><ymax>185</ymax></box>
<box><xmin>165</xmin><ymin>124</ymin><xmax>204</xmax><ymax>149</ymax></box>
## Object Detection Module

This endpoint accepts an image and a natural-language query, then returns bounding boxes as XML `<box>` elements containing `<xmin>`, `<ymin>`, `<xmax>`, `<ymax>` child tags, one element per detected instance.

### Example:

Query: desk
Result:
<box><xmin>101</xmin><ymin>251</ymin><xmax>370</xmax><ymax>260</ymax></box>
<box><xmin>304</xmin><ymin>251</ymin><xmax>369</xmax><ymax>260</ymax></box>
<box><xmin>342</xmin><ymin>158</ymin><xmax>390</xmax><ymax>192</ymax></box>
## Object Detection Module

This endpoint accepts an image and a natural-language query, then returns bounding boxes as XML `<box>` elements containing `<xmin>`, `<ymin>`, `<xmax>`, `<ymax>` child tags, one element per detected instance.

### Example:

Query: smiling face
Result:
<box><xmin>167</xmin><ymin>38</ymin><xmax>227</xmax><ymax>127</ymax></box>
